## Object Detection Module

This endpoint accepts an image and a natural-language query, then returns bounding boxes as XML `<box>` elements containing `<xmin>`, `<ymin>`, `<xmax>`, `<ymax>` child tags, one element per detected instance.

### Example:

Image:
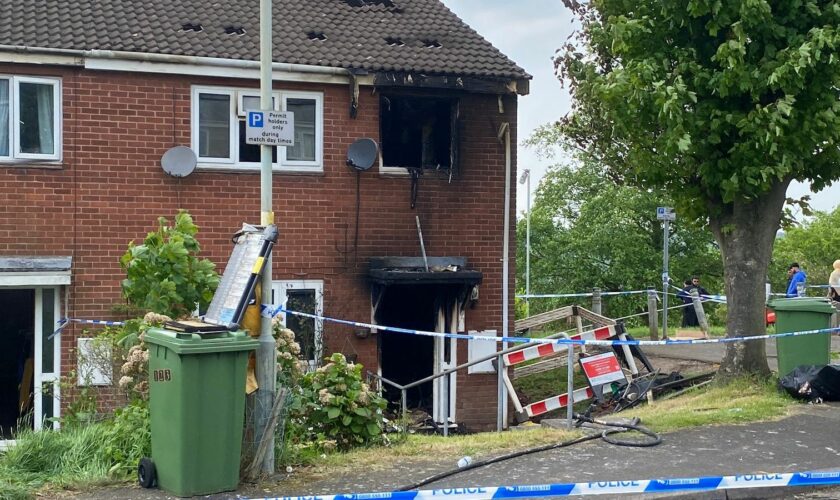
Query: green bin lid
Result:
<box><xmin>767</xmin><ymin>298</ymin><xmax>837</xmax><ymax>314</ymax></box>
<box><xmin>145</xmin><ymin>327</ymin><xmax>259</xmax><ymax>354</ymax></box>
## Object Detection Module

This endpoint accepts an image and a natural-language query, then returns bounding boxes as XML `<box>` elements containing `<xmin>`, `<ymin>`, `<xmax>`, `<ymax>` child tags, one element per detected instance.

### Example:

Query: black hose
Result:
<box><xmin>398</xmin><ymin>415</ymin><xmax>662</xmax><ymax>491</ymax></box>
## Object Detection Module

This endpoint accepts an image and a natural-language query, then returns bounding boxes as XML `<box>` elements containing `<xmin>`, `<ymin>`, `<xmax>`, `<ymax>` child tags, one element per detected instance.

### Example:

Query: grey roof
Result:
<box><xmin>0</xmin><ymin>0</ymin><xmax>530</xmax><ymax>80</ymax></box>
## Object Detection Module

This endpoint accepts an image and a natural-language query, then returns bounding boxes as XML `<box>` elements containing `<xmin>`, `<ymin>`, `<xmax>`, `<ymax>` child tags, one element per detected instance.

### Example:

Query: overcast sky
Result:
<box><xmin>440</xmin><ymin>0</ymin><xmax>840</xmax><ymax>219</ymax></box>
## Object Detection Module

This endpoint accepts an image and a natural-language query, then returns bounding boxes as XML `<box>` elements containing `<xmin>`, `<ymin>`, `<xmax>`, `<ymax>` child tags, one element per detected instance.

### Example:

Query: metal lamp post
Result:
<box><xmin>519</xmin><ymin>169</ymin><xmax>531</xmax><ymax>318</ymax></box>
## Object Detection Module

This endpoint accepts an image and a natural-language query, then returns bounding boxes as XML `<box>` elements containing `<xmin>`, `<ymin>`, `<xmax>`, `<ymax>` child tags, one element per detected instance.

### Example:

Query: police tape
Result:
<box><xmin>250</xmin><ymin>470</ymin><xmax>840</xmax><ymax>499</ymax></box>
<box><xmin>517</xmin><ymin>290</ymin><xmax>653</xmax><ymax>299</ymax></box>
<box><xmin>49</xmin><ymin>317</ymin><xmax>125</xmax><ymax>340</ymax></box>
<box><xmin>262</xmin><ymin>304</ymin><xmax>840</xmax><ymax>347</ymax></box>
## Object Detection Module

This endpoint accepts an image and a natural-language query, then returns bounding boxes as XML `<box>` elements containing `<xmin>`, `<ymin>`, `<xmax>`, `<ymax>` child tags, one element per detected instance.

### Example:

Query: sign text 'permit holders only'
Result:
<box><xmin>246</xmin><ymin>110</ymin><xmax>295</xmax><ymax>147</ymax></box>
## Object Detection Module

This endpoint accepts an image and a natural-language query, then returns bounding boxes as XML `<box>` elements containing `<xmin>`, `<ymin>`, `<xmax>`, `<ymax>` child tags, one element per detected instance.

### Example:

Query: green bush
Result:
<box><xmin>289</xmin><ymin>353</ymin><xmax>386</xmax><ymax>452</ymax></box>
<box><xmin>100</xmin><ymin>401</ymin><xmax>151</xmax><ymax>475</ymax></box>
<box><xmin>120</xmin><ymin>211</ymin><xmax>219</xmax><ymax>318</ymax></box>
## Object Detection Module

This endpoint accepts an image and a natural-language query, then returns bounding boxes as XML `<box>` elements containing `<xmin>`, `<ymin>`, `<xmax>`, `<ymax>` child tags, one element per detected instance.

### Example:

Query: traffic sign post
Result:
<box><xmin>656</xmin><ymin>207</ymin><xmax>675</xmax><ymax>339</ymax></box>
<box><xmin>246</xmin><ymin>110</ymin><xmax>295</xmax><ymax>147</ymax></box>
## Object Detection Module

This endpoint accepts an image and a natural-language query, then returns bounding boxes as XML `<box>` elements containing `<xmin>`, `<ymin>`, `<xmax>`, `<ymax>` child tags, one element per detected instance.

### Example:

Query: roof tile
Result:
<box><xmin>0</xmin><ymin>0</ymin><xmax>529</xmax><ymax>80</ymax></box>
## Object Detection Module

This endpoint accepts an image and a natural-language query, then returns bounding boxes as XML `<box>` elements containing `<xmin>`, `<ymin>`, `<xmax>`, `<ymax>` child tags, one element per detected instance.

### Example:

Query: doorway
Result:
<box><xmin>0</xmin><ymin>287</ymin><xmax>61</xmax><ymax>443</ymax></box>
<box><xmin>0</xmin><ymin>290</ymin><xmax>34</xmax><ymax>439</ymax></box>
<box><xmin>377</xmin><ymin>285</ymin><xmax>437</xmax><ymax>412</ymax></box>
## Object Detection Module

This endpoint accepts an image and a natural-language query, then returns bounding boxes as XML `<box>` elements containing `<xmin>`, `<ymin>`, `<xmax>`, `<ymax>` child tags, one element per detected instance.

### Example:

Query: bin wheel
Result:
<box><xmin>138</xmin><ymin>457</ymin><xmax>156</xmax><ymax>488</ymax></box>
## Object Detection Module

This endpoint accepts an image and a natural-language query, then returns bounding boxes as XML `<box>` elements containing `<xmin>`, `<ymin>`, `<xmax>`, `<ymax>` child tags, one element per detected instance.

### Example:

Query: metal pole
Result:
<box><xmin>525</xmin><ymin>171</ymin><xmax>531</xmax><ymax>318</ymax></box>
<box><xmin>661</xmin><ymin>219</ymin><xmax>670</xmax><ymax>340</ymax></box>
<box><xmin>256</xmin><ymin>0</ymin><xmax>276</xmax><ymax>474</ymax></box>
<box><xmin>498</xmin><ymin>122</ymin><xmax>511</xmax><ymax>432</ymax></box>
<box><xmin>566</xmin><ymin>338</ymin><xmax>574</xmax><ymax>429</ymax></box>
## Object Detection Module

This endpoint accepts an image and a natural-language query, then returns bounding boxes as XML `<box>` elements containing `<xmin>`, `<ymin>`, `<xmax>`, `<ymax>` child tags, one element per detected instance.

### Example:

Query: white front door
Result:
<box><xmin>34</xmin><ymin>287</ymin><xmax>61</xmax><ymax>430</ymax></box>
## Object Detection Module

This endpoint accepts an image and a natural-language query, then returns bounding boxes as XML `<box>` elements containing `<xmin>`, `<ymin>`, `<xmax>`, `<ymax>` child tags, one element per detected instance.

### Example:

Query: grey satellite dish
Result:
<box><xmin>161</xmin><ymin>146</ymin><xmax>197</xmax><ymax>178</ymax></box>
<box><xmin>346</xmin><ymin>138</ymin><xmax>378</xmax><ymax>171</ymax></box>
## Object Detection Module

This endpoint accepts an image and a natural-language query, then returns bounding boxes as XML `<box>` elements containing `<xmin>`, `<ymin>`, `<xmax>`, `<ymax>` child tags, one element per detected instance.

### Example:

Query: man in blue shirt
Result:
<box><xmin>786</xmin><ymin>263</ymin><xmax>807</xmax><ymax>297</ymax></box>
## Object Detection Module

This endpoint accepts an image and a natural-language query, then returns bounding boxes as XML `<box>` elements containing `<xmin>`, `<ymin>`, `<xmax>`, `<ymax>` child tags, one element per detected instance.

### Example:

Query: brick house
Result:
<box><xmin>0</xmin><ymin>0</ymin><xmax>529</xmax><ymax>441</ymax></box>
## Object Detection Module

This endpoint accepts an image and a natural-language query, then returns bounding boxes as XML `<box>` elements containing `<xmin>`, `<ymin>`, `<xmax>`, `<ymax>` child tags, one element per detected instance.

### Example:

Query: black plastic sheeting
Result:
<box><xmin>779</xmin><ymin>365</ymin><xmax>840</xmax><ymax>402</ymax></box>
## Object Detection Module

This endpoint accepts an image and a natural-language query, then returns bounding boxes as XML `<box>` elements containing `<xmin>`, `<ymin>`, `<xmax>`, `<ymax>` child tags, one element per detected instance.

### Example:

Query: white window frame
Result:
<box><xmin>280</xmin><ymin>91</ymin><xmax>324</xmax><ymax>169</ymax></box>
<box><xmin>271</xmin><ymin>280</ymin><xmax>324</xmax><ymax>369</ymax></box>
<box><xmin>0</xmin><ymin>75</ymin><xmax>62</xmax><ymax>162</ymax></box>
<box><xmin>191</xmin><ymin>86</ymin><xmax>323</xmax><ymax>172</ymax></box>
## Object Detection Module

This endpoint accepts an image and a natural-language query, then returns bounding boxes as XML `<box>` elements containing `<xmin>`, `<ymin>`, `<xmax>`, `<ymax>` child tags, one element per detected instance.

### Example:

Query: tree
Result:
<box><xmin>542</xmin><ymin>0</ymin><xmax>840</xmax><ymax>377</ymax></box>
<box><xmin>771</xmin><ymin>207</ymin><xmax>840</xmax><ymax>293</ymax></box>
<box><xmin>120</xmin><ymin>211</ymin><xmax>219</xmax><ymax>318</ymax></box>
<box><xmin>517</xmin><ymin>159</ymin><xmax>722</xmax><ymax>321</ymax></box>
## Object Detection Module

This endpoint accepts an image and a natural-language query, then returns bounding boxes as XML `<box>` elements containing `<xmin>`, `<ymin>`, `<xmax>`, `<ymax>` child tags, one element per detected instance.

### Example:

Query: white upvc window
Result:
<box><xmin>271</xmin><ymin>280</ymin><xmax>324</xmax><ymax>369</ymax></box>
<box><xmin>191</xmin><ymin>86</ymin><xmax>323</xmax><ymax>172</ymax></box>
<box><xmin>0</xmin><ymin>75</ymin><xmax>62</xmax><ymax>161</ymax></box>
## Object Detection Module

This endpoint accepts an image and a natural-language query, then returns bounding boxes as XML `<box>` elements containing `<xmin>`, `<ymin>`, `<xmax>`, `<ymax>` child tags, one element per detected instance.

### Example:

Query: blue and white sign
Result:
<box><xmin>245</xmin><ymin>110</ymin><xmax>294</xmax><ymax>147</ymax></box>
<box><xmin>656</xmin><ymin>206</ymin><xmax>676</xmax><ymax>221</ymax></box>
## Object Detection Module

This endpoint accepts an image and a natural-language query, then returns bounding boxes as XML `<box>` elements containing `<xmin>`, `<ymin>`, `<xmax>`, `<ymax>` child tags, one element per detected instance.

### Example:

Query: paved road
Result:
<box><xmin>643</xmin><ymin>336</ymin><xmax>840</xmax><ymax>371</ymax></box>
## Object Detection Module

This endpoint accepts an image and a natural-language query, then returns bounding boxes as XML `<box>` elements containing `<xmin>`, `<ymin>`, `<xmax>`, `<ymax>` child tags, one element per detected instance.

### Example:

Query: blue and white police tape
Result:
<box><xmin>50</xmin><ymin>317</ymin><xmax>126</xmax><ymax>339</ymax></box>
<box><xmin>262</xmin><ymin>304</ymin><xmax>840</xmax><ymax>348</ymax></box>
<box><xmin>251</xmin><ymin>470</ymin><xmax>840</xmax><ymax>499</ymax></box>
<box><xmin>517</xmin><ymin>289</ymin><xmax>652</xmax><ymax>299</ymax></box>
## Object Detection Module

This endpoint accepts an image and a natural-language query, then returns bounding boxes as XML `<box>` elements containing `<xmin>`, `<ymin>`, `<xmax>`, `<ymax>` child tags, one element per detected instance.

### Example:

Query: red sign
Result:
<box><xmin>580</xmin><ymin>352</ymin><xmax>625</xmax><ymax>387</ymax></box>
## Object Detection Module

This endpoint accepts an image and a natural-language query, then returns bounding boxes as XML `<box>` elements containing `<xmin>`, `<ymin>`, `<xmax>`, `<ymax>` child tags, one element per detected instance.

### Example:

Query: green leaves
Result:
<box><xmin>288</xmin><ymin>353</ymin><xmax>387</xmax><ymax>452</ymax></box>
<box><xmin>119</xmin><ymin>210</ymin><xmax>219</xmax><ymax>318</ymax></box>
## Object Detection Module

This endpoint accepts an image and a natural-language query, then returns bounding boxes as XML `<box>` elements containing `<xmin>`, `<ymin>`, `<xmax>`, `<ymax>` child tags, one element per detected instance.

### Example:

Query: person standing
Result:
<box><xmin>829</xmin><ymin>260</ymin><xmax>840</xmax><ymax>304</ymax></box>
<box><xmin>679</xmin><ymin>277</ymin><xmax>709</xmax><ymax>327</ymax></box>
<box><xmin>786</xmin><ymin>263</ymin><xmax>807</xmax><ymax>297</ymax></box>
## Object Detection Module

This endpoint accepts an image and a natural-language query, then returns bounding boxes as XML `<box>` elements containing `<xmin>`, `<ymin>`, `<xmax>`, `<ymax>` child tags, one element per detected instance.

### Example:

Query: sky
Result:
<box><xmin>440</xmin><ymin>0</ymin><xmax>840</xmax><ymax>219</ymax></box>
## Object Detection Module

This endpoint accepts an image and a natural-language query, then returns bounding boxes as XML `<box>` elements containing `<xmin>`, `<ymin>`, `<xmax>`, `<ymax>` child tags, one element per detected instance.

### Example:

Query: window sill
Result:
<box><xmin>196</xmin><ymin>164</ymin><xmax>324</xmax><ymax>176</ymax></box>
<box><xmin>0</xmin><ymin>161</ymin><xmax>63</xmax><ymax>170</ymax></box>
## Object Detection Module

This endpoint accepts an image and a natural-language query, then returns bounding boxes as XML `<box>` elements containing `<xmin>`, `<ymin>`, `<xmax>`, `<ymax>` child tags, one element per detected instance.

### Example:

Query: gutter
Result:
<box><xmin>0</xmin><ymin>44</ymin><xmax>358</xmax><ymax>84</ymax></box>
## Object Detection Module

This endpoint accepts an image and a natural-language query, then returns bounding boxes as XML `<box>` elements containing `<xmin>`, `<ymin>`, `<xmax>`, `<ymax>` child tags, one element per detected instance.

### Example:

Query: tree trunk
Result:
<box><xmin>708</xmin><ymin>179</ymin><xmax>791</xmax><ymax>379</ymax></box>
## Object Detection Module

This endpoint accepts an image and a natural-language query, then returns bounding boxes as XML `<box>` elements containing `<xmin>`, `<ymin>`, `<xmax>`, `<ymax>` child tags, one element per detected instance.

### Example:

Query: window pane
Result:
<box><xmin>41</xmin><ymin>288</ymin><xmax>55</xmax><ymax>373</ymax></box>
<box><xmin>286</xmin><ymin>98</ymin><xmax>316</xmax><ymax>162</ymax></box>
<box><xmin>238</xmin><ymin>120</ymin><xmax>276</xmax><ymax>163</ymax></box>
<box><xmin>198</xmin><ymin>93</ymin><xmax>230</xmax><ymax>158</ymax></box>
<box><xmin>286</xmin><ymin>289</ymin><xmax>318</xmax><ymax>363</ymax></box>
<box><xmin>19</xmin><ymin>82</ymin><xmax>55</xmax><ymax>155</ymax></box>
<box><xmin>0</xmin><ymin>80</ymin><xmax>8</xmax><ymax>156</ymax></box>
<box><xmin>242</xmin><ymin>95</ymin><xmax>261</xmax><ymax>112</ymax></box>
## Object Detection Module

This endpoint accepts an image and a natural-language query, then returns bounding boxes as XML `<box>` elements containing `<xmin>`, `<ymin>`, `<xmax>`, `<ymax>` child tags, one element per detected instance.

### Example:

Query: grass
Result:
<box><xmin>0</xmin><ymin>423</ymin><xmax>120</xmax><ymax>499</ymax></box>
<box><xmin>315</xmin><ymin>427</ymin><xmax>581</xmax><ymax>471</ymax></box>
<box><xmin>627</xmin><ymin>377</ymin><xmax>795</xmax><ymax>432</ymax></box>
<box><xmin>625</xmin><ymin>325</ymin><xmax>727</xmax><ymax>338</ymax></box>
<box><xmin>514</xmin><ymin>365</ymin><xmax>590</xmax><ymax>404</ymax></box>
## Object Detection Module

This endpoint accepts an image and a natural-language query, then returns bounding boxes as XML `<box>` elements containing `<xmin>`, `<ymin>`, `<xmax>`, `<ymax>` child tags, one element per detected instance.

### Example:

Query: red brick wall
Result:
<box><xmin>0</xmin><ymin>63</ymin><xmax>518</xmax><ymax>430</ymax></box>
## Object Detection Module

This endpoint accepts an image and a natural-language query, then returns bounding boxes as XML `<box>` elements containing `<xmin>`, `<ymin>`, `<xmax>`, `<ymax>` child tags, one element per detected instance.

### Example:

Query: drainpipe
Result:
<box><xmin>498</xmin><ymin>120</ymin><xmax>511</xmax><ymax>432</ymax></box>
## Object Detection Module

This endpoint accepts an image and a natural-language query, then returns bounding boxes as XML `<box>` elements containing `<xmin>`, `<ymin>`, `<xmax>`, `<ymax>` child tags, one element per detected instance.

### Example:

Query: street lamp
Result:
<box><xmin>519</xmin><ymin>169</ymin><xmax>531</xmax><ymax>318</ymax></box>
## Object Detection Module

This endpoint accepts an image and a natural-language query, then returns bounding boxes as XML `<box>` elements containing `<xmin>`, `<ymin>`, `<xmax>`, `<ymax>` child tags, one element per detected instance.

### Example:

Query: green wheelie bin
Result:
<box><xmin>768</xmin><ymin>298</ymin><xmax>836</xmax><ymax>377</ymax></box>
<box><xmin>139</xmin><ymin>328</ymin><xmax>258</xmax><ymax>496</ymax></box>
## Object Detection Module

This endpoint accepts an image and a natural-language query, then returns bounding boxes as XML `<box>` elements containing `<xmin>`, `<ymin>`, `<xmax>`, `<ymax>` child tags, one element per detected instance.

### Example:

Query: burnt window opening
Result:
<box><xmin>380</xmin><ymin>94</ymin><xmax>458</xmax><ymax>171</ymax></box>
<box><xmin>384</xmin><ymin>36</ymin><xmax>404</xmax><ymax>47</ymax></box>
<box><xmin>181</xmin><ymin>22</ymin><xmax>203</xmax><ymax>32</ymax></box>
<box><xmin>422</xmin><ymin>39</ymin><xmax>442</xmax><ymax>49</ymax></box>
<box><xmin>224</xmin><ymin>26</ymin><xmax>246</xmax><ymax>36</ymax></box>
<box><xmin>307</xmin><ymin>31</ymin><xmax>327</xmax><ymax>41</ymax></box>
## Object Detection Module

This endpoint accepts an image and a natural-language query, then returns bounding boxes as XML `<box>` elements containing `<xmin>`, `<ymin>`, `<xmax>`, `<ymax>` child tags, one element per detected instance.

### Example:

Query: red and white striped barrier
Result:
<box><xmin>503</xmin><ymin>325</ymin><xmax>618</xmax><ymax>367</ymax></box>
<box><xmin>525</xmin><ymin>387</ymin><xmax>595</xmax><ymax>418</ymax></box>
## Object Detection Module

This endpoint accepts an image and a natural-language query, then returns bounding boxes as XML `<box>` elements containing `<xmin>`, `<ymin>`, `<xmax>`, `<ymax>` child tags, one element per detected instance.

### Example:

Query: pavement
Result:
<box><xmin>642</xmin><ymin>335</ymin><xmax>840</xmax><ymax>372</ymax></box>
<box><xmin>63</xmin><ymin>403</ymin><xmax>840</xmax><ymax>500</ymax></box>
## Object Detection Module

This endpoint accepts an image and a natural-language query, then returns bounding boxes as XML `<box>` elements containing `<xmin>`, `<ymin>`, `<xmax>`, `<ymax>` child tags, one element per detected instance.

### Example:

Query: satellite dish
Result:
<box><xmin>161</xmin><ymin>146</ymin><xmax>197</xmax><ymax>178</ymax></box>
<box><xmin>346</xmin><ymin>138</ymin><xmax>378</xmax><ymax>172</ymax></box>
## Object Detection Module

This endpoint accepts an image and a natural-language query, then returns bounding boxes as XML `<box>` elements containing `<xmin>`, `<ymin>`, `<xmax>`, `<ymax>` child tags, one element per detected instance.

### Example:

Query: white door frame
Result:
<box><xmin>271</xmin><ymin>280</ymin><xmax>324</xmax><ymax>369</ymax></box>
<box><xmin>34</xmin><ymin>287</ymin><xmax>62</xmax><ymax>430</ymax></box>
<box><xmin>433</xmin><ymin>302</ymin><xmax>458</xmax><ymax>424</ymax></box>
